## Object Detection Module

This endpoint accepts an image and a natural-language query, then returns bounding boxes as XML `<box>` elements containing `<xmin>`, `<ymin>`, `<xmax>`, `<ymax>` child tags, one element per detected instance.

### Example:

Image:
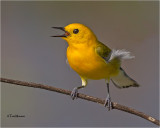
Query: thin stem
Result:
<box><xmin>0</xmin><ymin>77</ymin><xmax>159</xmax><ymax>126</ymax></box>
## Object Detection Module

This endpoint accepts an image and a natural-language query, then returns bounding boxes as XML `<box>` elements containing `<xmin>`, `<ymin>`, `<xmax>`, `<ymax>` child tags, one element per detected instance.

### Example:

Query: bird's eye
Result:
<box><xmin>73</xmin><ymin>29</ymin><xmax>79</xmax><ymax>34</ymax></box>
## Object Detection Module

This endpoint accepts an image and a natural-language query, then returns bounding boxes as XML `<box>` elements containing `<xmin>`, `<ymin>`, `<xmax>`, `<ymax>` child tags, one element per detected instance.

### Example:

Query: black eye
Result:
<box><xmin>73</xmin><ymin>29</ymin><xmax>79</xmax><ymax>34</ymax></box>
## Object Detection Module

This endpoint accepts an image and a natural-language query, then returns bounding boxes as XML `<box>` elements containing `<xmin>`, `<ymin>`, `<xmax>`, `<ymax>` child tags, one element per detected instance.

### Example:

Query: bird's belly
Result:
<box><xmin>67</xmin><ymin>50</ymin><xmax>119</xmax><ymax>80</ymax></box>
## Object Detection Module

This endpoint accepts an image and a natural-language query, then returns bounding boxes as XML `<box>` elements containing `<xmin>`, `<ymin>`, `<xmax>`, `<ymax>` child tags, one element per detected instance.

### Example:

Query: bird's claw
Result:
<box><xmin>104</xmin><ymin>95</ymin><xmax>112</xmax><ymax>111</ymax></box>
<box><xmin>71</xmin><ymin>87</ymin><xmax>78</xmax><ymax>100</ymax></box>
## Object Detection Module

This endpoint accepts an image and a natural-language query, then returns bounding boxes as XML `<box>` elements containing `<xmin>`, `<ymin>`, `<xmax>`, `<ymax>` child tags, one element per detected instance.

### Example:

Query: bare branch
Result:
<box><xmin>1</xmin><ymin>77</ymin><xmax>159</xmax><ymax>126</ymax></box>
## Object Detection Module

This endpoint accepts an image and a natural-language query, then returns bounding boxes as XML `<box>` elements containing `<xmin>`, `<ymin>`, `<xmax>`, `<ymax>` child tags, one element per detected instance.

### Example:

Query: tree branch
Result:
<box><xmin>1</xmin><ymin>77</ymin><xmax>159</xmax><ymax>126</ymax></box>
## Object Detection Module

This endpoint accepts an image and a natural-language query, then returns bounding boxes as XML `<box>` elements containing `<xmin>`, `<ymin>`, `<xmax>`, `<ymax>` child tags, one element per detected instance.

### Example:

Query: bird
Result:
<box><xmin>51</xmin><ymin>23</ymin><xmax>140</xmax><ymax>110</ymax></box>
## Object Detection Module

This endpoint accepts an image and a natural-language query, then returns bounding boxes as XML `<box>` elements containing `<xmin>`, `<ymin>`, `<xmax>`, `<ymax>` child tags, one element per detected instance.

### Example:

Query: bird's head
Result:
<box><xmin>52</xmin><ymin>23</ymin><xmax>97</xmax><ymax>46</ymax></box>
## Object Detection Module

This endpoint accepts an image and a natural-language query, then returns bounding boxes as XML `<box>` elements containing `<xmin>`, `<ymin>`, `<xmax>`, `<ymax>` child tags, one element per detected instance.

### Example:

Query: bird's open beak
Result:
<box><xmin>51</xmin><ymin>27</ymin><xmax>70</xmax><ymax>37</ymax></box>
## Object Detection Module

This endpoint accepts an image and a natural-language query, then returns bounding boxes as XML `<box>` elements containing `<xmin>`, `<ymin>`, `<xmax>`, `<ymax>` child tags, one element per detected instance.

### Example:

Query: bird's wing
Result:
<box><xmin>95</xmin><ymin>41</ymin><xmax>112</xmax><ymax>62</ymax></box>
<box><xmin>95</xmin><ymin>42</ymin><xmax>134</xmax><ymax>62</ymax></box>
<box><xmin>95</xmin><ymin>42</ymin><xmax>139</xmax><ymax>88</ymax></box>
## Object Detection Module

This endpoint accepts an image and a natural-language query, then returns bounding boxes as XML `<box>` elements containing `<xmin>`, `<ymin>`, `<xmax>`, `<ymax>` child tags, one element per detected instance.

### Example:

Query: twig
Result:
<box><xmin>0</xmin><ymin>77</ymin><xmax>159</xmax><ymax>126</ymax></box>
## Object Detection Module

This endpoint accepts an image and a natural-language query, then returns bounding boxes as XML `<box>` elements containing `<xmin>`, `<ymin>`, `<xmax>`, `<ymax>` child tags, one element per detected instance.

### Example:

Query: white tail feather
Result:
<box><xmin>109</xmin><ymin>49</ymin><xmax>135</xmax><ymax>61</ymax></box>
<box><xmin>111</xmin><ymin>68</ymin><xmax>140</xmax><ymax>88</ymax></box>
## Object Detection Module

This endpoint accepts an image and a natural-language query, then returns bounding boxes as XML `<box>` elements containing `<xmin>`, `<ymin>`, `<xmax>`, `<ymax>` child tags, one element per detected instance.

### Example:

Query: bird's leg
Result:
<box><xmin>104</xmin><ymin>82</ymin><xmax>112</xmax><ymax>111</ymax></box>
<box><xmin>71</xmin><ymin>77</ymin><xmax>87</xmax><ymax>100</ymax></box>
<box><xmin>71</xmin><ymin>86</ymin><xmax>84</xmax><ymax>100</ymax></box>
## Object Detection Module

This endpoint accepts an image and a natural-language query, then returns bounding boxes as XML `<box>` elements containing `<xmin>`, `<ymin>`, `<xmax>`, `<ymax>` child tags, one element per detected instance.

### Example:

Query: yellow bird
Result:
<box><xmin>52</xmin><ymin>23</ymin><xmax>139</xmax><ymax>110</ymax></box>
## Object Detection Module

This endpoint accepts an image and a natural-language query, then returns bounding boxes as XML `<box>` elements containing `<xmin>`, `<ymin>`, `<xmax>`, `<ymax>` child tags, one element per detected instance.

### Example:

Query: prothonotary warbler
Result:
<box><xmin>52</xmin><ymin>23</ymin><xmax>140</xmax><ymax>110</ymax></box>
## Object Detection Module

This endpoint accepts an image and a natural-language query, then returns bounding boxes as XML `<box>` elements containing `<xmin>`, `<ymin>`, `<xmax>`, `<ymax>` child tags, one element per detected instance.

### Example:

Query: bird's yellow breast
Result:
<box><xmin>67</xmin><ymin>44</ymin><xmax>120</xmax><ymax>80</ymax></box>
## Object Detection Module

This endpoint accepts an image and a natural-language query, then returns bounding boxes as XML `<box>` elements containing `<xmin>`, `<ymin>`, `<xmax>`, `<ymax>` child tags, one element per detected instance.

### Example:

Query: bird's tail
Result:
<box><xmin>111</xmin><ymin>68</ymin><xmax>140</xmax><ymax>88</ymax></box>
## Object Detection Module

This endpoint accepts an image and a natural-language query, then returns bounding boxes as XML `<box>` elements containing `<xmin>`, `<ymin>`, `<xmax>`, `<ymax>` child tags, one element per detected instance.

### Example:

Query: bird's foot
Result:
<box><xmin>71</xmin><ymin>87</ymin><xmax>78</xmax><ymax>100</ymax></box>
<box><xmin>104</xmin><ymin>95</ymin><xmax>112</xmax><ymax>111</ymax></box>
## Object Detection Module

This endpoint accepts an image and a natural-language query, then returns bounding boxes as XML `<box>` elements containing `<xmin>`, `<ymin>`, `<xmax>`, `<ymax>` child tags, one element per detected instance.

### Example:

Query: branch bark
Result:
<box><xmin>1</xmin><ymin>77</ymin><xmax>159</xmax><ymax>126</ymax></box>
